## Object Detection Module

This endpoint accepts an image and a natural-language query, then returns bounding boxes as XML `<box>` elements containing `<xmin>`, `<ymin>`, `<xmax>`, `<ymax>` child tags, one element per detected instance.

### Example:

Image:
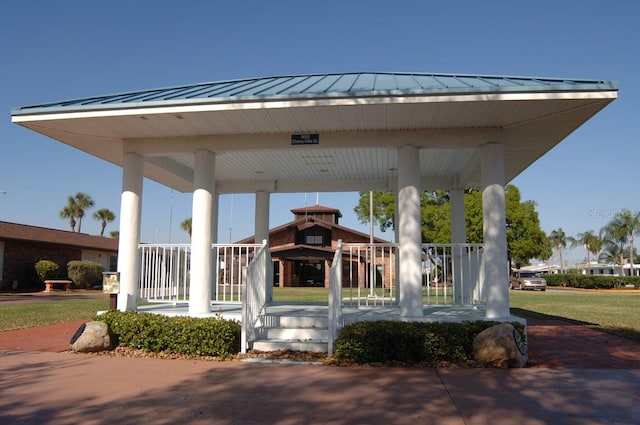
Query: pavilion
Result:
<box><xmin>12</xmin><ymin>72</ymin><xmax>617</xmax><ymax>322</ymax></box>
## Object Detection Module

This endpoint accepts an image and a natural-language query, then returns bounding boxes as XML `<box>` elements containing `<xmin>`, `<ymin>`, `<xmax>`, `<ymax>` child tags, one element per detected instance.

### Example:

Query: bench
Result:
<box><xmin>44</xmin><ymin>280</ymin><xmax>72</xmax><ymax>292</ymax></box>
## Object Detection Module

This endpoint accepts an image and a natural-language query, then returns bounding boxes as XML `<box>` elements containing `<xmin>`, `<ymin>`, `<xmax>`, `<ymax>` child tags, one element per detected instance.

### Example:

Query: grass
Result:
<box><xmin>0</xmin><ymin>296</ymin><xmax>109</xmax><ymax>331</ymax></box>
<box><xmin>2</xmin><ymin>288</ymin><xmax>639</xmax><ymax>344</ymax></box>
<box><xmin>509</xmin><ymin>289</ymin><xmax>640</xmax><ymax>342</ymax></box>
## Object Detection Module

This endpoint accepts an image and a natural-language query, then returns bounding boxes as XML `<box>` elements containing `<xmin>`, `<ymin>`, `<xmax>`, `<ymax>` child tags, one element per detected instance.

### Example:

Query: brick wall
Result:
<box><xmin>2</xmin><ymin>240</ymin><xmax>81</xmax><ymax>289</ymax></box>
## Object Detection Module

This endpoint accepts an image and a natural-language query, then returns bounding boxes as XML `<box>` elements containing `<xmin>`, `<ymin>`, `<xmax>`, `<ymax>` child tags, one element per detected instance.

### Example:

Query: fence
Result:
<box><xmin>139</xmin><ymin>243</ymin><xmax>262</xmax><ymax>303</ymax></box>
<box><xmin>327</xmin><ymin>240</ymin><xmax>343</xmax><ymax>355</ymax></box>
<box><xmin>241</xmin><ymin>241</ymin><xmax>271</xmax><ymax>354</ymax></box>
<box><xmin>340</xmin><ymin>243</ymin><xmax>484</xmax><ymax>306</ymax></box>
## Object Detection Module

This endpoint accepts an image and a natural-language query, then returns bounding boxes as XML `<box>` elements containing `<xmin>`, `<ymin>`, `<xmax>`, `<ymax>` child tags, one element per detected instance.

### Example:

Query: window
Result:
<box><xmin>305</xmin><ymin>235</ymin><xmax>323</xmax><ymax>245</ymax></box>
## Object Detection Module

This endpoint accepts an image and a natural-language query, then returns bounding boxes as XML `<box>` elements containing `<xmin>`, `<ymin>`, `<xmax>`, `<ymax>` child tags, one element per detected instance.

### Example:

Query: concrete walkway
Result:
<box><xmin>2</xmin><ymin>290</ymin><xmax>640</xmax><ymax>424</ymax></box>
<box><xmin>0</xmin><ymin>349</ymin><xmax>639</xmax><ymax>424</ymax></box>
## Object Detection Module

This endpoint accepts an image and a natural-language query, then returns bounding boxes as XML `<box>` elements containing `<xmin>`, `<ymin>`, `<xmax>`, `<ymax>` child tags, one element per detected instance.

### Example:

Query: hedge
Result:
<box><xmin>67</xmin><ymin>260</ymin><xmax>104</xmax><ymax>289</ymax></box>
<box><xmin>96</xmin><ymin>311</ymin><xmax>241</xmax><ymax>358</ymax></box>
<box><xmin>34</xmin><ymin>260</ymin><xmax>60</xmax><ymax>282</ymax></box>
<box><xmin>544</xmin><ymin>273</ymin><xmax>640</xmax><ymax>289</ymax></box>
<box><xmin>334</xmin><ymin>320</ymin><xmax>525</xmax><ymax>365</ymax></box>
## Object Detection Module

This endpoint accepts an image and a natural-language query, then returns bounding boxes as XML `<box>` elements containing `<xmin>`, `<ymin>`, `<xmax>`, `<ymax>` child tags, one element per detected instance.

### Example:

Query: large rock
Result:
<box><xmin>473</xmin><ymin>323</ymin><xmax>528</xmax><ymax>368</ymax></box>
<box><xmin>70</xmin><ymin>321</ymin><xmax>112</xmax><ymax>353</ymax></box>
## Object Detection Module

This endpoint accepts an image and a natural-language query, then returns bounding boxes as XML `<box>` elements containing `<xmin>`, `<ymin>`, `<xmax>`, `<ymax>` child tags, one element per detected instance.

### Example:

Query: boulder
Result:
<box><xmin>70</xmin><ymin>321</ymin><xmax>112</xmax><ymax>353</ymax></box>
<box><xmin>473</xmin><ymin>323</ymin><xmax>528</xmax><ymax>368</ymax></box>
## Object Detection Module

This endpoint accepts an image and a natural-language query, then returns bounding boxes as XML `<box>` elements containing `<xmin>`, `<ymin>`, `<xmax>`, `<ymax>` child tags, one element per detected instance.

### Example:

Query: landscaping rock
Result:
<box><xmin>473</xmin><ymin>323</ymin><xmax>528</xmax><ymax>368</ymax></box>
<box><xmin>70</xmin><ymin>321</ymin><xmax>112</xmax><ymax>353</ymax></box>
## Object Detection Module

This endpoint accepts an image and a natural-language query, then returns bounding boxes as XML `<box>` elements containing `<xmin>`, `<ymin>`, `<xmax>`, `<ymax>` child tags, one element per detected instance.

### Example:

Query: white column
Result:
<box><xmin>450</xmin><ymin>187</ymin><xmax>467</xmax><ymax>304</ymax></box>
<box><xmin>397</xmin><ymin>146</ymin><xmax>423</xmax><ymax>317</ymax></box>
<box><xmin>254</xmin><ymin>191</ymin><xmax>270</xmax><ymax>244</ymax></box>
<box><xmin>481</xmin><ymin>143</ymin><xmax>510</xmax><ymax>318</ymax></box>
<box><xmin>211</xmin><ymin>193</ymin><xmax>219</xmax><ymax>243</ymax></box>
<box><xmin>189</xmin><ymin>150</ymin><xmax>215</xmax><ymax>316</ymax></box>
<box><xmin>117</xmin><ymin>152</ymin><xmax>143</xmax><ymax>312</ymax></box>
<box><xmin>254</xmin><ymin>190</ymin><xmax>271</xmax><ymax>302</ymax></box>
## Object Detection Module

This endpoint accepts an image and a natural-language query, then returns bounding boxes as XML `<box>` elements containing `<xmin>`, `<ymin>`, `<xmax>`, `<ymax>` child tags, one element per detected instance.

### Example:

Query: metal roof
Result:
<box><xmin>12</xmin><ymin>72</ymin><xmax>617</xmax><ymax>115</ymax></box>
<box><xmin>11</xmin><ymin>72</ymin><xmax>618</xmax><ymax>194</ymax></box>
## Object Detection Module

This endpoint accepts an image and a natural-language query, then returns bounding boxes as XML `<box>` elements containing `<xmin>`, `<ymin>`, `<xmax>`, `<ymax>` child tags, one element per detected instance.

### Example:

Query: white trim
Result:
<box><xmin>11</xmin><ymin>91</ymin><xmax>618</xmax><ymax>123</ymax></box>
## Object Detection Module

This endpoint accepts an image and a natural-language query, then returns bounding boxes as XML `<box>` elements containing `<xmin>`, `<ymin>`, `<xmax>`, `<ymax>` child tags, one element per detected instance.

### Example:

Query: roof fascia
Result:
<box><xmin>11</xmin><ymin>89</ymin><xmax>618</xmax><ymax>121</ymax></box>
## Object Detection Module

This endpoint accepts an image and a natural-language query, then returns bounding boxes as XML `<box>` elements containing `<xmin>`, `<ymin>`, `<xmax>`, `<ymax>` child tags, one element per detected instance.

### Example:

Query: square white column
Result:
<box><xmin>254</xmin><ymin>190</ymin><xmax>271</xmax><ymax>302</ymax></box>
<box><xmin>450</xmin><ymin>187</ymin><xmax>467</xmax><ymax>304</ymax></box>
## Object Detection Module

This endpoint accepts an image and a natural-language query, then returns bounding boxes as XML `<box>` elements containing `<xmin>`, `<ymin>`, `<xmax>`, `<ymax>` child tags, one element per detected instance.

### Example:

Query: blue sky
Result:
<box><xmin>1</xmin><ymin>0</ymin><xmax>638</xmax><ymax>266</ymax></box>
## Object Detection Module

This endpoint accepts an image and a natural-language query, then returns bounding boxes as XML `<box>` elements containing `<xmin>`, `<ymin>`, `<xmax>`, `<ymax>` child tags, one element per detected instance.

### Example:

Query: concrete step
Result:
<box><xmin>262</xmin><ymin>314</ymin><xmax>328</xmax><ymax>329</ymax></box>
<box><xmin>252</xmin><ymin>339</ymin><xmax>329</xmax><ymax>353</ymax></box>
<box><xmin>260</xmin><ymin>327</ymin><xmax>328</xmax><ymax>341</ymax></box>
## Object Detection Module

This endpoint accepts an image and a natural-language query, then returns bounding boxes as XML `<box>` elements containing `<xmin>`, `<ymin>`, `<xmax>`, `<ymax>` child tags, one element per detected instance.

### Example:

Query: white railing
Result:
<box><xmin>139</xmin><ymin>243</ymin><xmax>262</xmax><ymax>303</ymax></box>
<box><xmin>422</xmin><ymin>243</ymin><xmax>484</xmax><ymax>305</ymax></box>
<box><xmin>139</xmin><ymin>244</ymin><xmax>191</xmax><ymax>302</ymax></box>
<box><xmin>342</xmin><ymin>243</ymin><xmax>397</xmax><ymax>307</ymax></box>
<box><xmin>328</xmin><ymin>240</ymin><xmax>343</xmax><ymax>355</ymax></box>
<box><xmin>340</xmin><ymin>243</ymin><xmax>484</xmax><ymax>306</ymax></box>
<box><xmin>241</xmin><ymin>240</ymin><xmax>270</xmax><ymax>354</ymax></box>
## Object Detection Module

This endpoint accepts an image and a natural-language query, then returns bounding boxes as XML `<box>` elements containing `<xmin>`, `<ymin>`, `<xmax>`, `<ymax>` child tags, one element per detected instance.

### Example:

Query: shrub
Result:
<box><xmin>96</xmin><ymin>311</ymin><xmax>241</xmax><ymax>358</ymax></box>
<box><xmin>545</xmin><ymin>273</ymin><xmax>640</xmax><ymax>289</ymax></box>
<box><xmin>334</xmin><ymin>320</ymin><xmax>525</xmax><ymax>366</ymax></box>
<box><xmin>34</xmin><ymin>260</ymin><xmax>60</xmax><ymax>282</ymax></box>
<box><xmin>67</xmin><ymin>260</ymin><xmax>104</xmax><ymax>289</ymax></box>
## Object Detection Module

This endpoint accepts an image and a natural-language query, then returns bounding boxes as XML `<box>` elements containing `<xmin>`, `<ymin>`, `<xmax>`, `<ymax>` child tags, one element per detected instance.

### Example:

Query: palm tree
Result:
<box><xmin>549</xmin><ymin>228</ymin><xmax>567</xmax><ymax>273</ymax></box>
<box><xmin>59</xmin><ymin>200</ymin><xmax>78</xmax><ymax>232</ymax></box>
<box><xmin>571</xmin><ymin>230</ymin><xmax>603</xmax><ymax>274</ymax></box>
<box><xmin>73</xmin><ymin>192</ymin><xmax>94</xmax><ymax>233</ymax></box>
<box><xmin>93</xmin><ymin>208</ymin><xmax>115</xmax><ymax>236</ymax></box>
<box><xmin>606</xmin><ymin>209</ymin><xmax>640</xmax><ymax>276</ymax></box>
<box><xmin>109</xmin><ymin>230</ymin><xmax>119</xmax><ymax>239</ymax></box>
<box><xmin>180</xmin><ymin>217</ymin><xmax>192</xmax><ymax>241</ymax></box>
<box><xmin>602</xmin><ymin>219</ymin><xmax>628</xmax><ymax>276</ymax></box>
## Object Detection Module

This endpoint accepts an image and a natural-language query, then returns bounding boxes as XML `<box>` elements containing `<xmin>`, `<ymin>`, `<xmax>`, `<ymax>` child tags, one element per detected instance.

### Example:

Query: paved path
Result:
<box><xmin>2</xmin><ymin>293</ymin><xmax>640</xmax><ymax>424</ymax></box>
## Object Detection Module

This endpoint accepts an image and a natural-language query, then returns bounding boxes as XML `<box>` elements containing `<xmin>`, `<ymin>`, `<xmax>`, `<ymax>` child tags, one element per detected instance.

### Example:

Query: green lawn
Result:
<box><xmin>0</xmin><ymin>297</ymin><xmax>109</xmax><ymax>331</ymax></box>
<box><xmin>509</xmin><ymin>289</ymin><xmax>640</xmax><ymax>342</ymax></box>
<box><xmin>2</xmin><ymin>288</ymin><xmax>639</xmax><ymax>343</ymax></box>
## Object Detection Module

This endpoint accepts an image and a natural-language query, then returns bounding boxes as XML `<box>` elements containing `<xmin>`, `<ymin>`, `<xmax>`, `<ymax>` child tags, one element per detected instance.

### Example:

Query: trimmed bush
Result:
<box><xmin>545</xmin><ymin>273</ymin><xmax>640</xmax><ymax>289</ymax></box>
<box><xmin>96</xmin><ymin>311</ymin><xmax>241</xmax><ymax>358</ymax></box>
<box><xmin>334</xmin><ymin>320</ymin><xmax>525</xmax><ymax>366</ymax></box>
<box><xmin>67</xmin><ymin>260</ymin><xmax>104</xmax><ymax>289</ymax></box>
<box><xmin>34</xmin><ymin>260</ymin><xmax>60</xmax><ymax>282</ymax></box>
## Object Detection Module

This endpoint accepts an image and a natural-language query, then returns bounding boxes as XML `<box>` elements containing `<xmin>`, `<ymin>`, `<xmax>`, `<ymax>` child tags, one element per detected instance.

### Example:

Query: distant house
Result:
<box><xmin>237</xmin><ymin>205</ymin><xmax>390</xmax><ymax>287</ymax></box>
<box><xmin>0</xmin><ymin>221</ymin><xmax>118</xmax><ymax>289</ymax></box>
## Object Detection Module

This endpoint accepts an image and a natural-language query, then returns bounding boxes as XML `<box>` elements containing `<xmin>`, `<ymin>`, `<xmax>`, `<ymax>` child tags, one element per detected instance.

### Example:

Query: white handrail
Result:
<box><xmin>241</xmin><ymin>240</ymin><xmax>270</xmax><ymax>354</ymax></box>
<box><xmin>328</xmin><ymin>239</ymin><xmax>343</xmax><ymax>355</ymax></box>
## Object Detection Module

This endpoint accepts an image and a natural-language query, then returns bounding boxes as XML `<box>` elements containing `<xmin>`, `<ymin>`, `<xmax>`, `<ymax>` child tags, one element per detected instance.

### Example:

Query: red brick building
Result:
<box><xmin>0</xmin><ymin>221</ymin><xmax>118</xmax><ymax>290</ymax></box>
<box><xmin>238</xmin><ymin>205</ymin><xmax>390</xmax><ymax>288</ymax></box>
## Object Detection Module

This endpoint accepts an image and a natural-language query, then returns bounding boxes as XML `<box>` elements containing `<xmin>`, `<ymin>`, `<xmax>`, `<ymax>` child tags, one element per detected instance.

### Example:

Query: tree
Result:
<box><xmin>570</xmin><ymin>230</ymin><xmax>604</xmax><ymax>272</ymax></box>
<box><xmin>72</xmin><ymin>192</ymin><xmax>94</xmax><ymax>233</ymax></box>
<box><xmin>549</xmin><ymin>228</ymin><xmax>568</xmax><ymax>273</ymax></box>
<box><xmin>604</xmin><ymin>209</ymin><xmax>640</xmax><ymax>276</ymax></box>
<box><xmin>59</xmin><ymin>200</ymin><xmax>78</xmax><ymax>232</ymax></box>
<box><xmin>503</xmin><ymin>186</ymin><xmax>551</xmax><ymax>269</ymax></box>
<box><xmin>354</xmin><ymin>184</ymin><xmax>550</xmax><ymax>267</ymax></box>
<box><xmin>180</xmin><ymin>217</ymin><xmax>192</xmax><ymax>240</ymax></box>
<box><xmin>109</xmin><ymin>230</ymin><xmax>120</xmax><ymax>239</ymax></box>
<box><xmin>93</xmin><ymin>208</ymin><xmax>116</xmax><ymax>236</ymax></box>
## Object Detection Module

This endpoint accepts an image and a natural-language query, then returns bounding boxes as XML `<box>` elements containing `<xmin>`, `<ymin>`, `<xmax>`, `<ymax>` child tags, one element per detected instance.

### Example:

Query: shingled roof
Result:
<box><xmin>0</xmin><ymin>221</ymin><xmax>118</xmax><ymax>251</ymax></box>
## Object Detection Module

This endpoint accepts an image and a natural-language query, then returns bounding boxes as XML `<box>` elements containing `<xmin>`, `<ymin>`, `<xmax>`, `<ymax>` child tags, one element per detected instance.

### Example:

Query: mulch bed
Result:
<box><xmin>2</xmin><ymin>317</ymin><xmax>640</xmax><ymax>368</ymax></box>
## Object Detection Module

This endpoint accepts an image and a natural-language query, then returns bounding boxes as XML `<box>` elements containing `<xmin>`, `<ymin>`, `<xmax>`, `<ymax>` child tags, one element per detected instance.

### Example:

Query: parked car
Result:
<box><xmin>509</xmin><ymin>270</ymin><xmax>547</xmax><ymax>291</ymax></box>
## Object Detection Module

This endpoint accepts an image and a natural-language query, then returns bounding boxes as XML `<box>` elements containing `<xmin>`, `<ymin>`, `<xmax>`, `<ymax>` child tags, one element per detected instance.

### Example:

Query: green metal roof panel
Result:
<box><xmin>12</xmin><ymin>72</ymin><xmax>618</xmax><ymax>115</ymax></box>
